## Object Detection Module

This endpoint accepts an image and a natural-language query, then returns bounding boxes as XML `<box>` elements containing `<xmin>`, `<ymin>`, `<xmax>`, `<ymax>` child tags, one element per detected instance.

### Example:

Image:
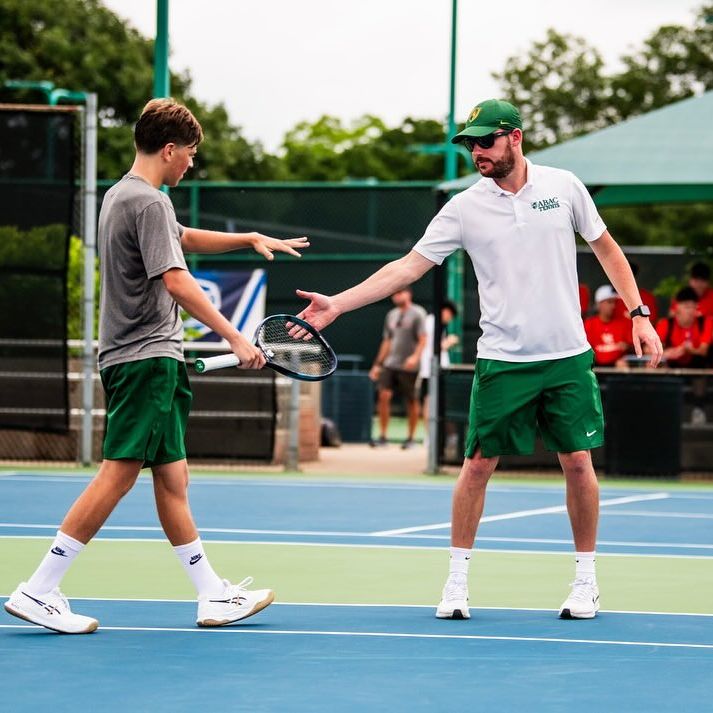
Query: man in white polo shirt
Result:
<box><xmin>296</xmin><ymin>99</ymin><xmax>663</xmax><ymax>620</ymax></box>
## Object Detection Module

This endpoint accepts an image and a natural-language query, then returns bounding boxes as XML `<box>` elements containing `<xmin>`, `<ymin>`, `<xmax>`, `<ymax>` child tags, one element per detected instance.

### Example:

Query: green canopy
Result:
<box><xmin>438</xmin><ymin>91</ymin><xmax>713</xmax><ymax>206</ymax></box>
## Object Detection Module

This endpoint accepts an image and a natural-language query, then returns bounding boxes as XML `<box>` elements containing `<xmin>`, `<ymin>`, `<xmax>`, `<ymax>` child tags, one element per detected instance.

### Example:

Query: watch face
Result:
<box><xmin>632</xmin><ymin>305</ymin><xmax>651</xmax><ymax>317</ymax></box>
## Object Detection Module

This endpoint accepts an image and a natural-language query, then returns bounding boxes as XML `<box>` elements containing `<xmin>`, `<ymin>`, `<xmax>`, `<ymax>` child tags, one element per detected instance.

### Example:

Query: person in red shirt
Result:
<box><xmin>578</xmin><ymin>283</ymin><xmax>591</xmax><ymax>318</ymax></box>
<box><xmin>585</xmin><ymin>285</ymin><xmax>632</xmax><ymax>366</ymax></box>
<box><xmin>668</xmin><ymin>262</ymin><xmax>713</xmax><ymax>319</ymax></box>
<box><xmin>614</xmin><ymin>261</ymin><xmax>658</xmax><ymax>322</ymax></box>
<box><xmin>657</xmin><ymin>286</ymin><xmax>713</xmax><ymax>367</ymax></box>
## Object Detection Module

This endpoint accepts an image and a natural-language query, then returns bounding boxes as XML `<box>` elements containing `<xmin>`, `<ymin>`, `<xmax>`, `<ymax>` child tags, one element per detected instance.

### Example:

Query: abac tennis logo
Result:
<box><xmin>532</xmin><ymin>196</ymin><xmax>561</xmax><ymax>212</ymax></box>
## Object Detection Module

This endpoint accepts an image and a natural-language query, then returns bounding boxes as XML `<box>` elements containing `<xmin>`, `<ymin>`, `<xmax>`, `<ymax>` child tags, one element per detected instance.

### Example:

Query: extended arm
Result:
<box><xmin>297</xmin><ymin>250</ymin><xmax>436</xmax><ymax>331</ymax></box>
<box><xmin>162</xmin><ymin>268</ymin><xmax>265</xmax><ymax>369</ymax></box>
<box><xmin>589</xmin><ymin>231</ymin><xmax>663</xmax><ymax>367</ymax></box>
<box><xmin>181</xmin><ymin>227</ymin><xmax>309</xmax><ymax>260</ymax></box>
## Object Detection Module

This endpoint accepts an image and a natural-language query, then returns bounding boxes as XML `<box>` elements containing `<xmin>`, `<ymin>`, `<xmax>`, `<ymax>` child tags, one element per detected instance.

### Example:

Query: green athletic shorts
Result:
<box><xmin>465</xmin><ymin>349</ymin><xmax>604</xmax><ymax>458</ymax></box>
<box><xmin>100</xmin><ymin>357</ymin><xmax>192</xmax><ymax>467</ymax></box>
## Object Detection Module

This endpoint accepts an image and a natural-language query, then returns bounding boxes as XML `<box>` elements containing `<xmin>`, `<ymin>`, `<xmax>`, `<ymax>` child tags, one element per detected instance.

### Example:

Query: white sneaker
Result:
<box><xmin>4</xmin><ymin>583</ymin><xmax>98</xmax><ymax>634</ymax></box>
<box><xmin>559</xmin><ymin>577</ymin><xmax>600</xmax><ymax>619</ymax></box>
<box><xmin>436</xmin><ymin>574</ymin><xmax>470</xmax><ymax>619</ymax></box>
<box><xmin>196</xmin><ymin>577</ymin><xmax>275</xmax><ymax>627</ymax></box>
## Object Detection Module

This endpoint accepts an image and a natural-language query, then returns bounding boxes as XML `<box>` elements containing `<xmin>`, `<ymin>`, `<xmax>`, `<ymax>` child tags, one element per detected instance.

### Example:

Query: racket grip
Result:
<box><xmin>194</xmin><ymin>353</ymin><xmax>241</xmax><ymax>373</ymax></box>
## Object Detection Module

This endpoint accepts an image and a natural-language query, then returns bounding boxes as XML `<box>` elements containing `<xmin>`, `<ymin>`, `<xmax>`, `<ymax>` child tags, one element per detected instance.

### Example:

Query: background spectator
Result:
<box><xmin>669</xmin><ymin>262</ymin><xmax>713</xmax><ymax>319</ymax></box>
<box><xmin>585</xmin><ymin>285</ymin><xmax>632</xmax><ymax>367</ymax></box>
<box><xmin>578</xmin><ymin>283</ymin><xmax>591</xmax><ymax>318</ymax></box>
<box><xmin>657</xmin><ymin>286</ymin><xmax>713</xmax><ymax>368</ymax></box>
<box><xmin>614</xmin><ymin>260</ymin><xmax>658</xmax><ymax>322</ymax></box>
<box><xmin>419</xmin><ymin>300</ymin><xmax>459</xmax><ymax>437</ymax></box>
<box><xmin>369</xmin><ymin>288</ymin><xmax>427</xmax><ymax>449</ymax></box>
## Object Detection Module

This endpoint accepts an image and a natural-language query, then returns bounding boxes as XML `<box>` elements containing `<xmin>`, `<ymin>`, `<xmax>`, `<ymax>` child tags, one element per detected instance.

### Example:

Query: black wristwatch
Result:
<box><xmin>630</xmin><ymin>304</ymin><xmax>651</xmax><ymax>319</ymax></box>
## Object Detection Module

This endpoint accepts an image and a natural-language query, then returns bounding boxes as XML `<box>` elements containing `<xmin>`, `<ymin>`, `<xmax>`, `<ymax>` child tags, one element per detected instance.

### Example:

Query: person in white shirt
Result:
<box><xmin>419</xmin><ymin>300</ymin><xmax>459</xmax><ymax>434</ymax></box>
<box><xmin>295</xmin><ymin>99</ymin><xmax>662</xmax><ymax>621</ymax></box>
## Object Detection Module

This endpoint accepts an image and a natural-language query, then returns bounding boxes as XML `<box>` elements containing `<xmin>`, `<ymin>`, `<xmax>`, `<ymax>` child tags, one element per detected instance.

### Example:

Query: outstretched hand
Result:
<box><xmin>295</xmin><ymin>289</ymin><xmax>339</xmax><ymax>333</ymax></box>
<box><xmin>251</xmin><ymin>233</ymin><xmax>310</xmax><ymax>261</ymax></box>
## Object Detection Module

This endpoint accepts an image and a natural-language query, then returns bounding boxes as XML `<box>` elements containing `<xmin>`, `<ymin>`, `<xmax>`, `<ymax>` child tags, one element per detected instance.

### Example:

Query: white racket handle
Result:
<box><xmin>194</xmin><ymin>353</ymin><xmax>241</xmax><ymax>373</ymax></box>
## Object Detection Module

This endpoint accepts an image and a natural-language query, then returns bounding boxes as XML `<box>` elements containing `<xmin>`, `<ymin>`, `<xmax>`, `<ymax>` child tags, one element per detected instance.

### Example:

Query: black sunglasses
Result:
<box><xmin>462</xmin><ymin>130</ymin><xmax>512</xmax><ymax>152</ymax></box>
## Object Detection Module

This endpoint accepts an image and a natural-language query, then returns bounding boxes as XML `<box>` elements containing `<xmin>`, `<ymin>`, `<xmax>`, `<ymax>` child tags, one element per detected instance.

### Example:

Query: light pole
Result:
<box><xmin>153</xmin><ymin>0</ymin><xmax>170</xmax><ymax>98</ymax></box>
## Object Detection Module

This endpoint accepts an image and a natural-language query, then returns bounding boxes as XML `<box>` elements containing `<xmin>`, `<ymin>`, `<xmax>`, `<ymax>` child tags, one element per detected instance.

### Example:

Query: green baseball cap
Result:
<box><xmin>451</xmin><ymin>99</ymin><xmax>522</xmax><ymax>144</ymax></box>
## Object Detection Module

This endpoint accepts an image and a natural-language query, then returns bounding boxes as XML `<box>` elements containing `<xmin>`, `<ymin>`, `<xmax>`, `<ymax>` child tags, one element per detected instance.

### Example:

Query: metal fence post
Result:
<box><xmin>285</xmin><ymin>378</ymin><xmax>301</xmax><ymax>471</ymax></box>
<box><xmin>81</xmin><ymin>93</ymin><xmax>97</xmax><ymax>466</ymax></box>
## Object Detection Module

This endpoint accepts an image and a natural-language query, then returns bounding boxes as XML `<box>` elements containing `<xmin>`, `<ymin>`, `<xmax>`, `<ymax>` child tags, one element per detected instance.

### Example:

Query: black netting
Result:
<box><xmin>0</xmin><ymin>108</ymin><xmax>75</xmax><ymax>431</ymax></box>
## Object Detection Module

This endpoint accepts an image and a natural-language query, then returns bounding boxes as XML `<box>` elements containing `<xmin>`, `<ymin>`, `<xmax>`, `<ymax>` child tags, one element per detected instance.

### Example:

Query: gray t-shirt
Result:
<box><xmin>382</xmin><ymin>304</ymin><xmax>427</xmax><ymax>371</ymax></box>
<box><xmin>97</xmin><ymin>174</ymin><xmax>188</xmax><ymax>370</ymax></box>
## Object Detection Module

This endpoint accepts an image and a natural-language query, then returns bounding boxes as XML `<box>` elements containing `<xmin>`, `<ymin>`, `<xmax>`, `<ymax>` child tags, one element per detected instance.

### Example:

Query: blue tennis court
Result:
<box><xmin>1</xmin><ymin>471</ymin><xmax>712</xmax><ymax>711</ymax></box>
<box><xmin>1</xmin><ymin>473</ymin><xmax>712</xmax><ymax>555</ymax></box>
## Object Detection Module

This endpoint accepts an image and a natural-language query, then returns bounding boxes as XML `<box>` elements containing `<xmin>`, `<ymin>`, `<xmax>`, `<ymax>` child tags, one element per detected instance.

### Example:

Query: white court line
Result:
<box><xmin>1</xmin><ymin>524</ymin><xmax>712</xmax><ymax>552</ymax></box>
<box><xmin>5</xmin><ymin>472</ymin><xmax>709</xmax><ymax>498</ymax></box>
<box><xmin>371</xmin><ymin>492</ymin><xmax>671</xmax><ymax>536</ymax></box>
<box><xmin>0</xmin><ymin>623</ymin><xmax>710</xmax><ymax>649</ymax></box>
<box><xmin>480</xmin><ymin>536</ymin><xmax>713</xmax><ymax>550</ymax></box>
<box><xmin>0</xmin><ymin>523</ymin><xmax>371</xmax><ymax>537</ymax></box>
<box><xmin>2</xmin><ymin>534</ymin><xmax>712</xmax><ymax>558</ymax></box>
<box><xmin>2</xmin><ymin>596</ymin><xmax>710</xmax><ymax>618</ymax></box>
<box><xmin>601</xmin><ymin>510</ymin><xmax>713</xmax><ymax>519</ymax></box>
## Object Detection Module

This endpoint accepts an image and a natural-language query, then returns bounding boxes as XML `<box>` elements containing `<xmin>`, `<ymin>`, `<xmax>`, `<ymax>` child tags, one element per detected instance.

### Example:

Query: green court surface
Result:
<box><xmin>2</xmin><ymin>539</ymin><xmax>711</xmax><ymax>614</ymax></box>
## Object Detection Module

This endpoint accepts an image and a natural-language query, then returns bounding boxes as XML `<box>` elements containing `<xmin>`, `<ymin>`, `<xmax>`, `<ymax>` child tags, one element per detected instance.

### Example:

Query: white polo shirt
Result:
<box><xmin>413</xmin><ymin>160</ymin><xmax>606</xmax><ymax>362</ymax></box>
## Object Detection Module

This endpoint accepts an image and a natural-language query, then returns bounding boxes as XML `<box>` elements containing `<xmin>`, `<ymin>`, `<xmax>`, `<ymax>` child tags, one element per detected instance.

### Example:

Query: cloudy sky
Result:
<box><xmin>102</xmin><ymin>0</ymin><xmax>703</xmax><ymax>151</ymax></box>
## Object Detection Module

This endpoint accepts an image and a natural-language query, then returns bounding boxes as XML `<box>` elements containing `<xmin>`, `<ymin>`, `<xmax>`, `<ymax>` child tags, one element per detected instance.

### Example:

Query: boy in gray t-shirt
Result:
<box><xmin>5</xmin><ymin>99</ymin><xmax>309</xmax><ymax>634</ymax></box>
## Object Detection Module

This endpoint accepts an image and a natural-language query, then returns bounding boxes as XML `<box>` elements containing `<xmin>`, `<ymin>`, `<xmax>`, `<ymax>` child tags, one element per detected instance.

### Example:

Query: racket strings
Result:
<box><xmin>258</xmin><ymin>319</ymin><xmax>335</xmax><ymax>377</ymax></box>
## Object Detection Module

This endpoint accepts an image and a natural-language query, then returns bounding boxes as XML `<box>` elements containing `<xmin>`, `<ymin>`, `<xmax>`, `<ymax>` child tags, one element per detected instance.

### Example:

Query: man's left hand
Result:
<box><xmin>632</xmin><ymin>319</ymin><xmax>663</xmax><ymax>367</ymax></box>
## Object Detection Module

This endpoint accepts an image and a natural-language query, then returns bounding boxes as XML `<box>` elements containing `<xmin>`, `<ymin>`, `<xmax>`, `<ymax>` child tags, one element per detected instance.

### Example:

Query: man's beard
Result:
<box><xmin>475</xmin><ymin>143</ymin><xmax>515</xmax><ymax>179</ymax></box>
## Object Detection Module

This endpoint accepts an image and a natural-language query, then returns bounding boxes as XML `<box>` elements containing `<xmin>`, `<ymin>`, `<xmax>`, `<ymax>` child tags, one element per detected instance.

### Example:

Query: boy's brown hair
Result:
<box><xmin>134</xmin><ymin>98</ymin><xmax>203</xmax><ymax>154</ymax></box>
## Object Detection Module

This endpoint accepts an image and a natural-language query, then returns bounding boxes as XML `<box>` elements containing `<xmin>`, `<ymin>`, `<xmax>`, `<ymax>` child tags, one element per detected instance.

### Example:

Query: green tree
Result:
<box><xmin>492</xmin><ymin>4</ymin><xmax>713</xmax><ymax>150</ymax></box>
<box><xmin>491</xmin><ymin>29</ymin><xmax>613</xmax><ymax>152</ymax></box>
<box><xmin>490</xmin><ymin>4</ymin><xmax>713</xmax><ymax>250</ymax></box>
<box><xmin>280</xmin><ymin>114</ymin><xmax>448</xmax><ymax>180</ymax></box>
<box><xmin>612</xmin><ymin>3</ymin><xmax>713</xmax><ymax>118</ymax></box>
<box><xmin>0</xmin><ymin>0</ymin><xmax>275</xmax><ymax>179</ymax></box>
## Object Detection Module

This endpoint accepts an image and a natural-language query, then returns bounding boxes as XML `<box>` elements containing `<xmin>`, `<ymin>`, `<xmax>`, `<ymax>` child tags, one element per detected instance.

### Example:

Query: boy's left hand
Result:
<box><xmin>251</xmin><ymin>233</ymin><xmax>310</xmax><ymax>260</ymax></box>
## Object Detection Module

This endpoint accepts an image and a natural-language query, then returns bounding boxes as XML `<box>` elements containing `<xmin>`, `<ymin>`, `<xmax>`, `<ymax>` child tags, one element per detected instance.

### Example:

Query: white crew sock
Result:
<box><xmin>448</xmin><ymin>546</ymin><xmax>472</xmax><ymax>577</ymax></box>
<box><xmin>26</xmin><ymin>530</ymin><xmax>84</xmax><ymax>594</ymax></box>
<box><xmin>575</xmin><ymin>551</ymin><xmax>596</xmax><ymax>580</ymax></box>
<box><xmin>174</xmin><ymin>538</ymin><xmax>225</xmax><ymax>598</ymax></box>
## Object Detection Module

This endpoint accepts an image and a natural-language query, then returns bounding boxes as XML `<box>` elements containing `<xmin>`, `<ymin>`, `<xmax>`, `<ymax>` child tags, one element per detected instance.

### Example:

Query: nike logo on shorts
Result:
<box><xmin>586</xmin><ymin>430</ymin><xmax>597</xmax><ymax>437</ymax></box>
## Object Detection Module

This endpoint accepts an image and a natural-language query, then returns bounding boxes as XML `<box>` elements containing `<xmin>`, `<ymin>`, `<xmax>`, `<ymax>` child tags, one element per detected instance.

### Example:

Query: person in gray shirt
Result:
<box><xmin>368</xmin><ymin>287</ymin><xmax>427</xmax><ymax>449</ymax></box>
<box><xmin>4</xmin><ymin>98</ymin><xmax>308</xmax><ymax>634</ymax></box>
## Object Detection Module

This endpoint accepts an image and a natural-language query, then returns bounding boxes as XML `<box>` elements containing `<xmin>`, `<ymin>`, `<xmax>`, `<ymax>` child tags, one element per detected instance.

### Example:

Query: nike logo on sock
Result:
<box><xmin>51</xmin><ymin>546</ymin><xmax>67</xmax><ymax>557</ymax></box>
<box><xmin>189</xmin><ymin>554</ymin><xmax>203</xmax><ymax>565</ymax></box>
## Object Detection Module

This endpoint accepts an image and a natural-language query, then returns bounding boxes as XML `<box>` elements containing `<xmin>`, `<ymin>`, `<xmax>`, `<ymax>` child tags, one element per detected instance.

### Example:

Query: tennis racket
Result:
<box><xmin>194</xmin><ymin>314</ymin><xmax>337</xmax><ymax>381</ymax></box>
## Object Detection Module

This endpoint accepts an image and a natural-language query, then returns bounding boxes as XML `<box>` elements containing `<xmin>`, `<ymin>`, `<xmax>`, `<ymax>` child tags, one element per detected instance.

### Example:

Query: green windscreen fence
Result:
<box><xmin>0</xmin><ymin>107</ymin><xmax>76</xmax><ymax>431</ymax></box>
